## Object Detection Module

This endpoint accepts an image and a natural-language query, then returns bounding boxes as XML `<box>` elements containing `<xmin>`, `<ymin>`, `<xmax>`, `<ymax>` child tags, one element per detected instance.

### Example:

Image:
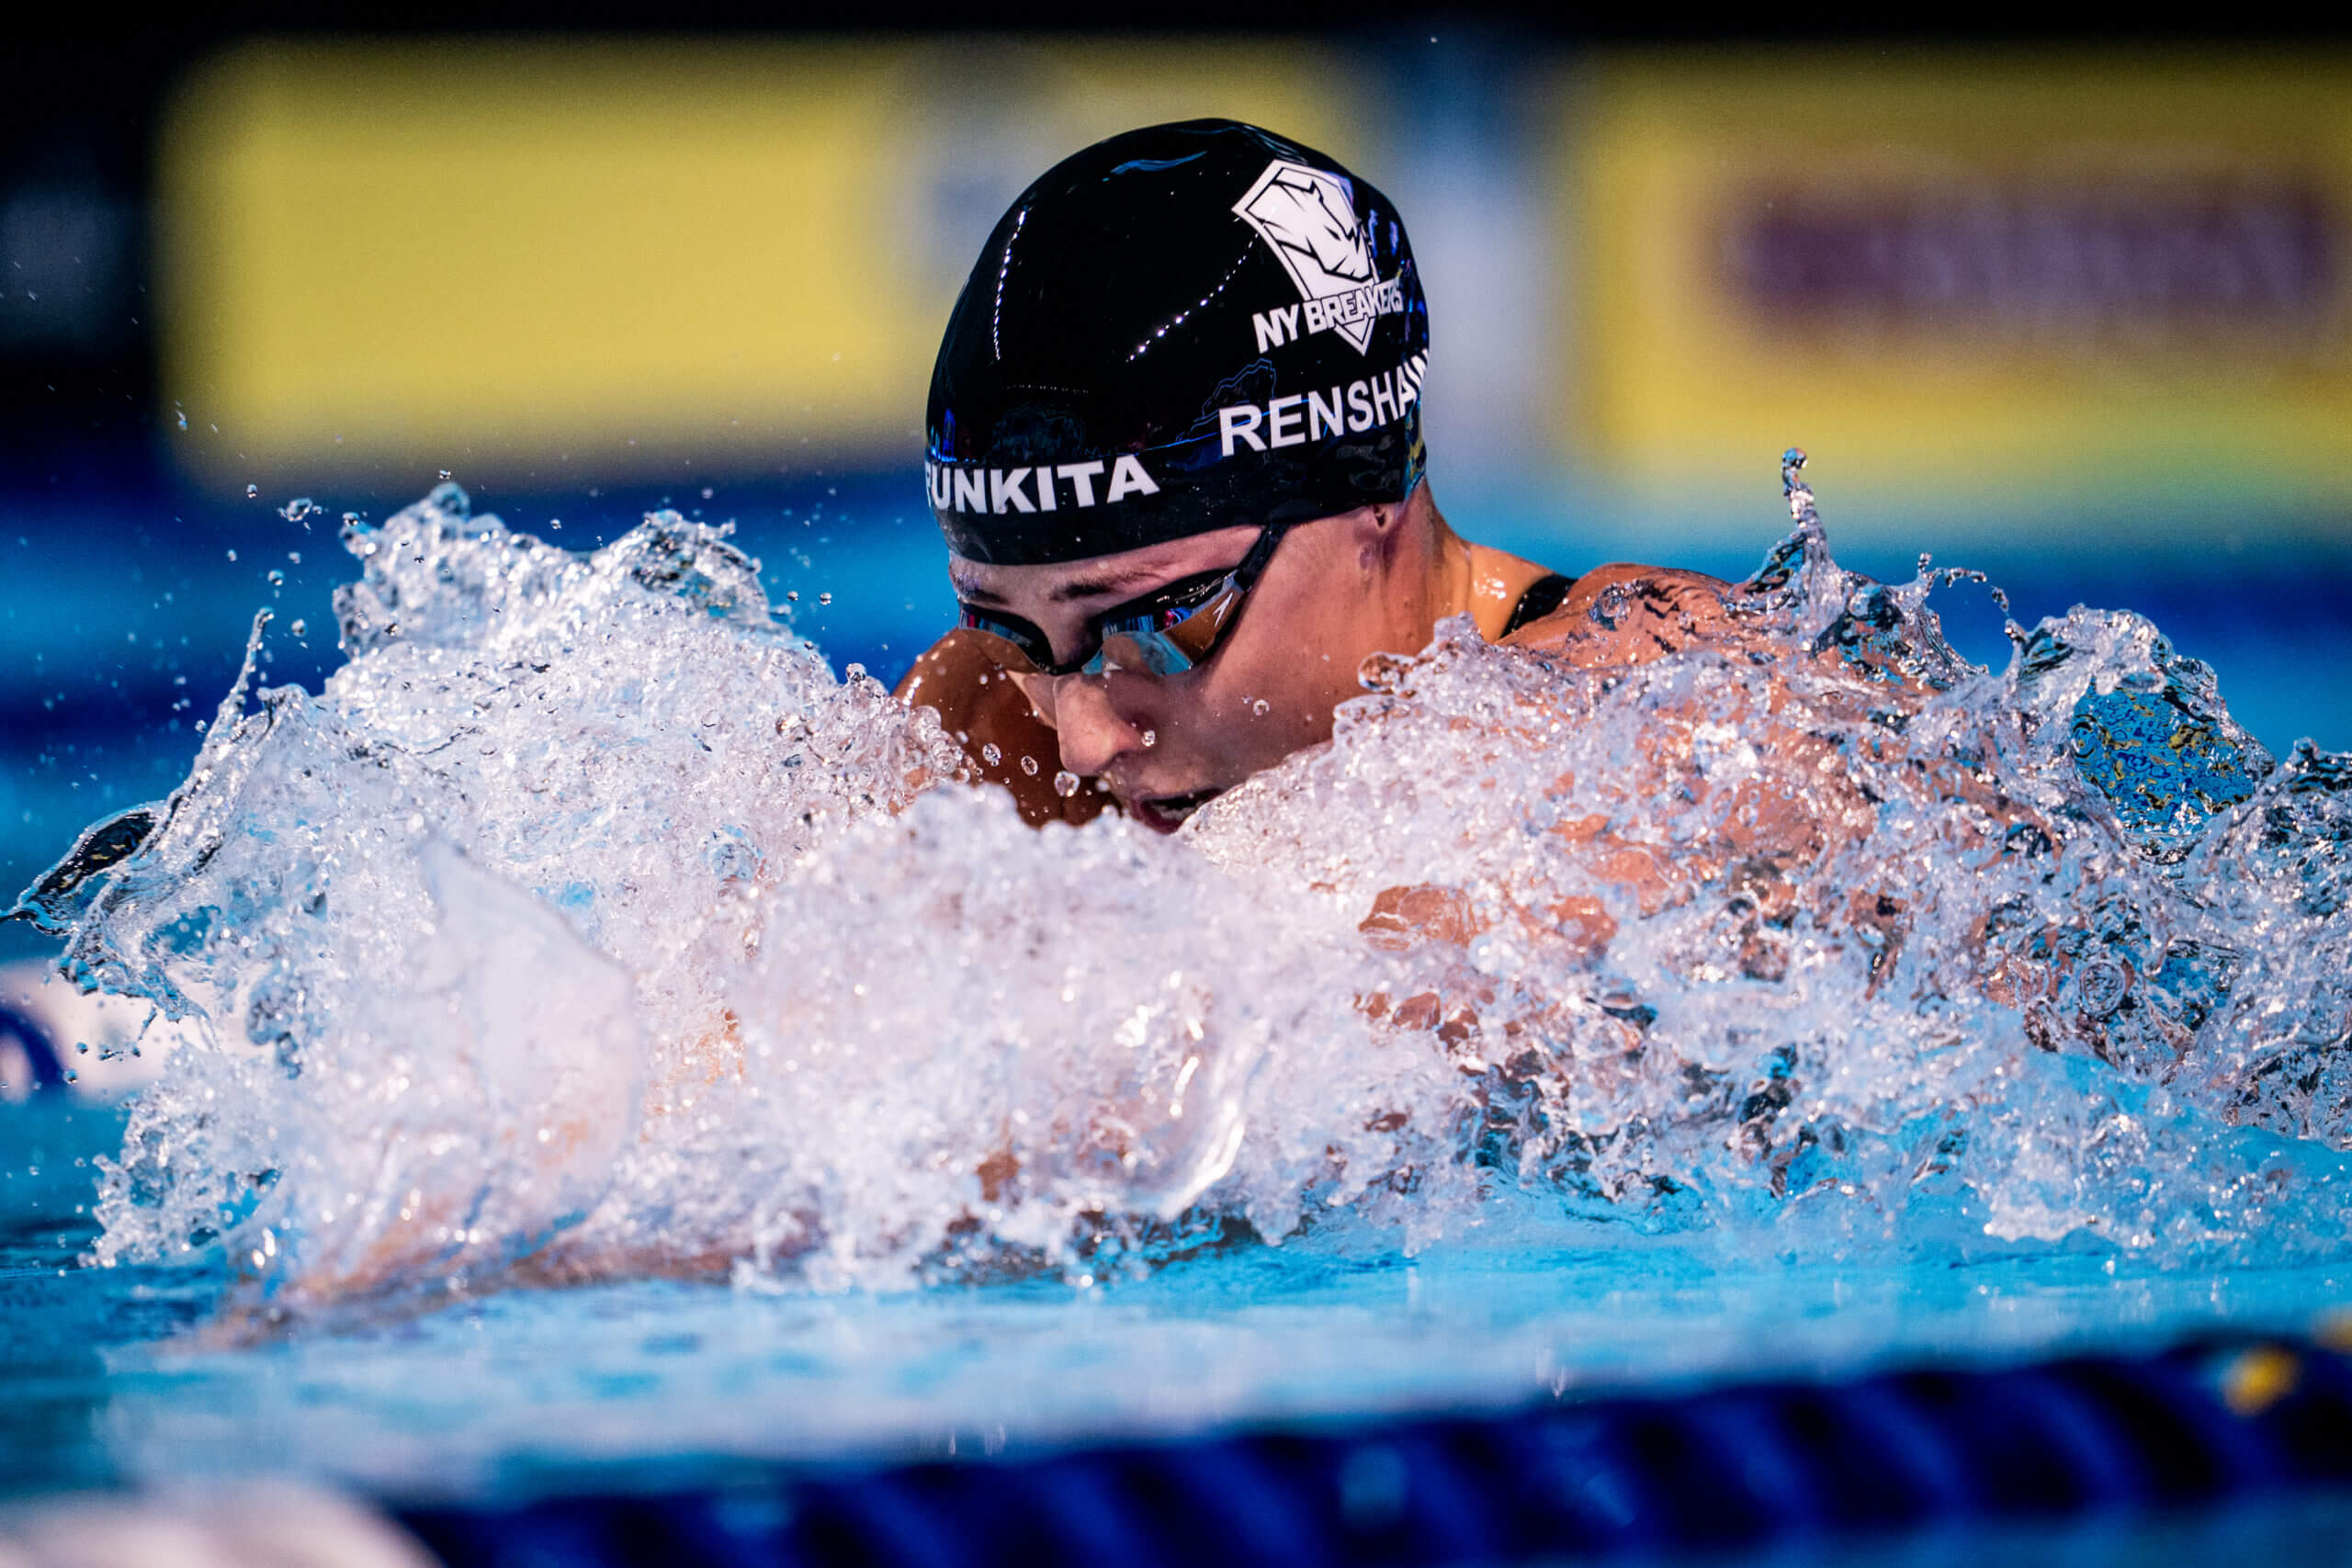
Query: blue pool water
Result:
<box><xmin>6</xmin><ymin>457</ymin><xmax>2352</xmax><ymax>1563</ymax></box>
<box><xmin>8</xmin><ymin>1089</ymin><xmax>2352</xmax><ymax>1508</ymax></box>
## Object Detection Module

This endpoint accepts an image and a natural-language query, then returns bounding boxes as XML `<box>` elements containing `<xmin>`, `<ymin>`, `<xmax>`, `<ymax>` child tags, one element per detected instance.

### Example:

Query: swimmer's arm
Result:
<box><xmin>895</xmin><ymin>630</ymin><xmax>1106</xmax><ymax>827</ymax></box>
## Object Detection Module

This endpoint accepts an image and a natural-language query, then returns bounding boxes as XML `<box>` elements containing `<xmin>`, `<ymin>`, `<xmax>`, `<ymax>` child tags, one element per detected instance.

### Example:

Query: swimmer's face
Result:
<box><xmin>951</xmin><ymin>507</ymin><xmax>1398</xmax><ymax>833</ymax></box>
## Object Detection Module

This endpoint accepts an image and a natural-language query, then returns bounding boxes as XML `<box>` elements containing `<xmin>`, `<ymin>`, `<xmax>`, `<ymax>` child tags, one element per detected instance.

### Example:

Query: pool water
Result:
<box><xmin>8</xmin><ymin>1090</ymin><xmax>2352</xmax><ymax>1508</ymax></box>
<box><xmin>6</xmin><ymin>462</ymin><xmax>2352</xmax><ymax>1559</ymax></box>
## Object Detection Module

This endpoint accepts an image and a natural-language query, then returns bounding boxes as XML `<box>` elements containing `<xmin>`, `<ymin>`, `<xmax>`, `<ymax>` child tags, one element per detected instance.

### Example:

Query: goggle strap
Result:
<box><xmin>1232</xmin><ymin>524</ymin><xmax>1288</xmax><ymax>591</ymax></box>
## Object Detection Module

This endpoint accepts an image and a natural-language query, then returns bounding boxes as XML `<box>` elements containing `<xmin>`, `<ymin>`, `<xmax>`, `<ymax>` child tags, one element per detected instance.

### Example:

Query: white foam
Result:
<box><xmin>0</xmin><ymin>1481</ymin><xmax>435</xmax><ymax>1568</ymax></box>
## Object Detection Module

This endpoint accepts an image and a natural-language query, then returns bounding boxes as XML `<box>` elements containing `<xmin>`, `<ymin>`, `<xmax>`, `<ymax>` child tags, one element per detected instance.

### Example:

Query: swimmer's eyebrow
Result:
<box><xmin>953</xmin><ymin>564</ymin><xmax>1181</xmax><ymax>606</ymax></box>
<box><xmin>1048</xmin><ymin>567</ymin><xmax>1171</xmax><ymax>602</ymax></box>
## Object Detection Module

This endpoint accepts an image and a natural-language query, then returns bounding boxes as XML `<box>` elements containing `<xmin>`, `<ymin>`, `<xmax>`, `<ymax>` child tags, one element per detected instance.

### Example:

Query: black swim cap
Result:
<box><xmin>926</xmin><ymin>120</ymin><xmax>1430</xmax><ymax>566</ymax></box>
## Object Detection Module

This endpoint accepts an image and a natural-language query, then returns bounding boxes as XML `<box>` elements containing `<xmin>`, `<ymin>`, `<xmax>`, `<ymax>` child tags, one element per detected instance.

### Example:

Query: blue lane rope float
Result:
<box><xmin>0</xmin><ymin>1005</ymin><xmax>68</xmax><ymax>1093</ymax></box>
<box><xmin>397</xmin><ymin>1331</ymin><xmax>2352</xmax><ymax>1568</ymax></box>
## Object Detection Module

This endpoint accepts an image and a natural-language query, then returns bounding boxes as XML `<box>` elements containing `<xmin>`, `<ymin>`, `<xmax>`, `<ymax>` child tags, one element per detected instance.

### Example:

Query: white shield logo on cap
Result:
<box><xmin>1232</xmin><ymin>159</ymin><xmax>1380</xmax><ymax>353</ymax></box>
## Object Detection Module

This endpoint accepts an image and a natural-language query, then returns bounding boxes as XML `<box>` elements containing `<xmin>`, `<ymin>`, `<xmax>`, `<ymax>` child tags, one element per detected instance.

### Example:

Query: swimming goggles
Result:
<box><xmin>956</xmin><ymin>525</ymin><xmax>1287</xmax><ymax>679</ymax></box>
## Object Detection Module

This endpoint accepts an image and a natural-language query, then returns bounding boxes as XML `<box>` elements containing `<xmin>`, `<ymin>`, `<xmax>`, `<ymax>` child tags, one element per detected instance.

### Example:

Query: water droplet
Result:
<box><xmin>280</xmin><ymin>497</ymin><xmax>315</xmax><ymax>523</ymax></box>
<box><xmin>245</xmin><ymin>484</ymin><xmax>259</xmax><ymax>499</ymax></box>
<box><xmin>981</xmin><ymin>743</ymin><xmax>1002</xmax><ymax>766</ymax></box>
<box><xmin>1020</xmin><ymin>755</ymin><xmax>1040</xmax><ymax>776</ymax></box>
<box><xmin>818</xmin><ymin>592</ymin><xmax>833</xmax><ymax>606</ymax></box>
<box><xmin>786</xmin><ymin>591</ymin><xmax>799</xmax><ymax>603</ymax></box>
<box><xmin>288</xmin><ymin>550</ymin><xmax>301</xmax><ymax>565</ymax></box>
<box><xmin>266</xmin><ymin>570</ymin><xmax>286</xmax><ymax>588</ymax></box>
<box><xmin>549</xmin><ymin>518</ymin><xmax>562</xmax><ymax>531</ymax></box>
<box><xmin>1250</xmin><ymin>698</ymin><xmax>1271</xmax><ymax>716</ymax></box>
<box><xmin>439</xmin><ymin>469</ymin><xmax>452</xmax><ymax>480</ymax></box>
<box><xmin>1781</xmin><ymin>448</ymin><xmax>1820</xmax><ymax>530</ymax></box>
<box><xmin>290</xmin><ymin>619</ymin><xmax>308</xmax><ymax>637</ymax></box>
<box><xmin>1141</xmin><ymin>729</ymin><xmax>1158</xmax><ymax>748</ymax></box>
<box><xmin>1053</xmin><ymin>770</ymin><xmax>1081</xmax><ymax>797</ymax></box>
<box><xmin>225</xmin><ymin>548</ymin><xmax>238</xmax><ymax>562</ymax></box>
<box><xmin>701</xmin><ymin>487</ymin><xmax>714</xmax><ymax>500</ymax></box>
<box><xmin>844</xmin><ymin>663</ymin><xmax>866</xmax><ymax>682</ymax></box>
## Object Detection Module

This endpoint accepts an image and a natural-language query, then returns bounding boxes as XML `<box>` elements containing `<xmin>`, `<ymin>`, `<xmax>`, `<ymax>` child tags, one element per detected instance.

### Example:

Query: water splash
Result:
<box><xmin>20</xmin><ymin>471</ymin><xmax>2352</xmax><ymax>1317</ymax></box>
<box><xmin>1194</xmin><ymin>468</ymin><xmax>2336</xmax><ymax>1261</ymax></box>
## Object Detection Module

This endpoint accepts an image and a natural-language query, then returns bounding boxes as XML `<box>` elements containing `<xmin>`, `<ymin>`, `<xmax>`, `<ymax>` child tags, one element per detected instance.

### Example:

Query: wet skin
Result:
<box><xmin>895</xmin><ymin>480</ymin><xmax>1734</xmax><ymax>832</ymax></box>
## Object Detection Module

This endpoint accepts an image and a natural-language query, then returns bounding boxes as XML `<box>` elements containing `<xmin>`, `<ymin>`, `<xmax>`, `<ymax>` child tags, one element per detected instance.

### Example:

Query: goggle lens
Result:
<box><xmin>956</xmin><ymin>606</ymin><xmax>1061</xmax><ymax>674</ymax></box>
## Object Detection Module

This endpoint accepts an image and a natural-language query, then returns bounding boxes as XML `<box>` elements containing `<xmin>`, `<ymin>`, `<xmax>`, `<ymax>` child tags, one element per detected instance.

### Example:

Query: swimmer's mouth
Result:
<box><xmin>1133</xmin><ymin>789</ymin><xmax>1223</xmax><ymax>833</ymax></box>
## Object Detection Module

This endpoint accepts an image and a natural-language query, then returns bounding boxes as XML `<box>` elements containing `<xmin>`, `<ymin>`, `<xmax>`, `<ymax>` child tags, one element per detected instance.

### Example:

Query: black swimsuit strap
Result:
<box><xmin>1500</xmin><ymin>572</ymin><xmax>1575</xmax><ymax>637</ymax></box>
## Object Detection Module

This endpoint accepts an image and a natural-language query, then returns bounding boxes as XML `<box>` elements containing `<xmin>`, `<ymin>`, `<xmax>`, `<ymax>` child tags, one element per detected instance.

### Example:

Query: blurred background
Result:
<box><xmin>6</xmin><ymin>6</ymin><xmax>2351</xmax><ymax>964</ymax></box>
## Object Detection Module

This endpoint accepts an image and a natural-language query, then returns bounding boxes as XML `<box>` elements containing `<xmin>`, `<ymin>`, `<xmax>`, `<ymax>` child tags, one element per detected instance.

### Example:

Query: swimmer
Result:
<box><xmin>896</xmin><ymin>120</ymin><xmax>1733</xmax><ymax>833</ymax></box>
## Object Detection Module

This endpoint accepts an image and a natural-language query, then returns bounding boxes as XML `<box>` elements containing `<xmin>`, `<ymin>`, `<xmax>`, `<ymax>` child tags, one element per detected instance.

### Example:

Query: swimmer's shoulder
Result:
<box><xmin>1499</xmin><ymin>562</ymin><xmax>1737</xmax><ymax>664</ymax></box>
<box><xmin>894</xmin><ymin>628</ymin><xmax>1002</xmax><ymax>726</ymax></box>
<box><xmin>894</xmin><ymin>630</ymin><xmax>1106</xmax><ymax>827</ymax></box>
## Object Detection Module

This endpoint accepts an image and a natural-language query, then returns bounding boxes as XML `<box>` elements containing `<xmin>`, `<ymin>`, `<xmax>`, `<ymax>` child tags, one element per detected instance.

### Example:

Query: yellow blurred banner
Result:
<box><xmin>1570</xmin><ymin>52</ymin><xmax>2352</xmax><ymax>504</ymax></box>
<box><xmin>160</xmin><ymin>39</ymin><xmax>1362</xmax><ymax>480</ymax></box>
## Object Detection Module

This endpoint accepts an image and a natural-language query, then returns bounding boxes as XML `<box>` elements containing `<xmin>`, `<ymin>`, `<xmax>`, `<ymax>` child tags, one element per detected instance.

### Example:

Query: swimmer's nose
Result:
<box><xmin>1044</xmin><ymin>674</ymin><xmax>1148</xmax><ymax>779</ymax></box>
